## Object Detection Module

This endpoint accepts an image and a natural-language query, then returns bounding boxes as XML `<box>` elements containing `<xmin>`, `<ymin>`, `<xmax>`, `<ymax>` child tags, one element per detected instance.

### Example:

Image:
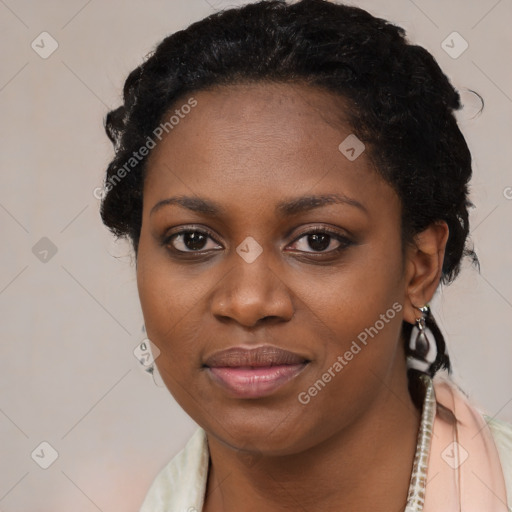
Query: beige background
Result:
<box><xmin>0</xmin><ymin>0</ymin><xmax>511</xmax><ymax>510</ymax></box>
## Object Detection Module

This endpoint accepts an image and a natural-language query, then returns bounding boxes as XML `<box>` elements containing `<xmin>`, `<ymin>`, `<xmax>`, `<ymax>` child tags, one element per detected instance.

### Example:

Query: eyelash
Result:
<box><xmin>162</xmin><ymin>225</ymin><xmax>353</xmax><ymax>257</ymax></box>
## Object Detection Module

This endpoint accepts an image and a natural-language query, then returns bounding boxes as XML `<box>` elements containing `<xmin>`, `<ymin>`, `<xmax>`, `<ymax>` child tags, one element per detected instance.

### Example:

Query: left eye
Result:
<box><xmin>289</xmin><ymin>231</ymin><xmax>349</xmax><ymax>253</ymax></box>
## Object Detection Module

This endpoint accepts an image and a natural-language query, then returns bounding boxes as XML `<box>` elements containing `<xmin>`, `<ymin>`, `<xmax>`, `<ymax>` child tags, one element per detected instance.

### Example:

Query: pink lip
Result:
<box><xmin>203</xmin><ymin>345</ymin><xmax>310</xmax><ymax>399</ymax></box>
<box><xmin>207</xmin><ymin>363</ymin><xmax>308</xmax><ymax>398</ymax></box>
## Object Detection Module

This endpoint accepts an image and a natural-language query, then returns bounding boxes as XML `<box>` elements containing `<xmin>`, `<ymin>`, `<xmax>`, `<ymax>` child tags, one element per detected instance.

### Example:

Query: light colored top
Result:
<box><xmin>138</xmin><ymin>416</ymin><xmax>512</xmax><ymax>511</ymax></box>
<box><xmin>487</xmin><ymin>415</ymin><xmax>512</xmax><ymax>510</ymax></box>
<box><xmin>139</xmin><ymin>370</ymin><xmax>512</xmax><ymax>512</ymax></box>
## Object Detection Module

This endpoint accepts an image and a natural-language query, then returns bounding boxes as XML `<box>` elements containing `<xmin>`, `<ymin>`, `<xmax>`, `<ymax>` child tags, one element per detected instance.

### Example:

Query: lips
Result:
<box><xmin>203</xmin><ymin>345</ymin><xmax>310</xmax><ymax>399</ymax></box>
<box><xmin>204</xmin><ymin>345</ymin><xmax>308</xmax><ymax>368</ymax></box>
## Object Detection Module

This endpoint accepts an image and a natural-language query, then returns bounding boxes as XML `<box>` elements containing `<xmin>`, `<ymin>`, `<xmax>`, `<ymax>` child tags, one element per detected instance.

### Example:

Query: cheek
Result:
<box><xmin>300</xmin><ymin>235</ymin><xmax>406</xmax><ymax>389</ymax></box>
<box><xmin>136</xmin><ymin>237</ymin><xmax>198</xmax><ymax>360</ymax></box>
<box><xmin>312</xmin><ymin>236</ymin><xmax>404</xmax><ymax>330</ymax></box>
<box><xmin>136</xmin><ymin>251</ymin><xmax>209</xmax><ymax>410</ymax></box>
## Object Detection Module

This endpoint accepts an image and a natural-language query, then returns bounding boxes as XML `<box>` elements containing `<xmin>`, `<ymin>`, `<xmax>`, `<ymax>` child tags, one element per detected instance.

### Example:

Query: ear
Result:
<box><xmin>402</xmin><ymin>221</ymin><xmax>449</xmax><ymax>324</ymax></box>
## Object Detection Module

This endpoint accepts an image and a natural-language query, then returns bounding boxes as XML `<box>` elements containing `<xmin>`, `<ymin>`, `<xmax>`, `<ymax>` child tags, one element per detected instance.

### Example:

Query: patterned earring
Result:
<box><xmin>138</xmin><ymin>324</ymin><xmax>165</xmax><ymax>388</ymax></box>
<box><xmin>407</xmin><ymin>304</ymin><xmax>437</xmax><ymax>374</ymax></box>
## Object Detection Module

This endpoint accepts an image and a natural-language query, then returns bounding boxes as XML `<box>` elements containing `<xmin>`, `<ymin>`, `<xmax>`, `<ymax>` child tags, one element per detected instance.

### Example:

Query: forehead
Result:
<box><xmin>145</xmin><ymin>82</ymin><xmax>362</xmax><ymax>176</ymax></box>
<box><xmin>142</xmin><ymin>82</ymin><xmax>398</xmax><ymax>221</ymax></box>
<box><xmin>189</xmin><ymin>81</ymin><xmax>353</xmax><ymax>128</ymax></box>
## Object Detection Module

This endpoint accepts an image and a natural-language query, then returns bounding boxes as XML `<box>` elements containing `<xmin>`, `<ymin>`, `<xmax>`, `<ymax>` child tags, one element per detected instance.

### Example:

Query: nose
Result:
<box><xmin>211</xmin><ymin>251</ymin><xmax>295</xmax><ymax>328</ymax></box>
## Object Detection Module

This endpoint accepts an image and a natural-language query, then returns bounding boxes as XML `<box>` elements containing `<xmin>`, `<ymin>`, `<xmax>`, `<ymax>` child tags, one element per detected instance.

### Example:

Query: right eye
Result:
<box><xmin>165</xmin><ymin>229</ymin><xmax>223</xmax><ymax>253</ymax></box>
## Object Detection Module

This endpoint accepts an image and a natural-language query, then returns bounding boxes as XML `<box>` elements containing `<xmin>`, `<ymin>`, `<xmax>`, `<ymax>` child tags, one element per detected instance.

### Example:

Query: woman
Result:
<box><xmin>100</xmin><ymin>1</ymin><xmax>512</xmax><ymax>510</ymax></box>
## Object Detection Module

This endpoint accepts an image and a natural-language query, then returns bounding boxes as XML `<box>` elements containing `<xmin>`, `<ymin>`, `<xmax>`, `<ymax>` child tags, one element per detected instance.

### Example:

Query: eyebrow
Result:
<box><xmin>150</xmin><ymin>193</ymin><xmax>367</xmax><ymax>217</ymax></box>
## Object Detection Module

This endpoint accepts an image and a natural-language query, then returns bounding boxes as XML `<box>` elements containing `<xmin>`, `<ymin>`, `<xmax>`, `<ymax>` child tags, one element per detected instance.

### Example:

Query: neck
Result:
<box><xmin>204</xmin><ymin>365</ymin><xmax>422</xmax><ymax>512</ymax></box>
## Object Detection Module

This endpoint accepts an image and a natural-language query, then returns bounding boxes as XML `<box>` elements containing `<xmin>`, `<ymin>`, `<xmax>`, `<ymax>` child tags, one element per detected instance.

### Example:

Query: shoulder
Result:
<box><xmin>138</xmin><ymin>427</ymin><xmax>209</xmax><ymax>512</ymax></box>
<box><xmin>486</xmin><ymin>415</ymin><xmax>512</xmax><ymax>508</ymax></box>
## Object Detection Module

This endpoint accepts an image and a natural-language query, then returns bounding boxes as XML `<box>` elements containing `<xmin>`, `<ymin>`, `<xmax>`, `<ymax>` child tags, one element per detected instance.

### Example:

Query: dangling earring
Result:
<box><xmin>407</xmin><ymin>304</ymin><xmax>437</xmax><ymax>374</ymax></box>
<box><xmin>136</xmin><ymin>324</ymin><xmax>165</xmax><ymax>387</ymax></box>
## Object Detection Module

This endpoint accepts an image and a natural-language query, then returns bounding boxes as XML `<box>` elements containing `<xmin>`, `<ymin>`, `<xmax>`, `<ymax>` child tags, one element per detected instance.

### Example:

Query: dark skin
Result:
<box><xmin>136</xmin><ymin>83</ymin><xmax>449</xmax><ymax>512</ymax></box>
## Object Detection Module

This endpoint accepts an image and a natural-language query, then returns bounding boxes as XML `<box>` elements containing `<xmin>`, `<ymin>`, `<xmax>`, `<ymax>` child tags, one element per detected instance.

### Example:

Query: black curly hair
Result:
<box><xmin>100</xmin><ymin>0</ymin><xmax>479</xmax><ymax>396</ymax></box>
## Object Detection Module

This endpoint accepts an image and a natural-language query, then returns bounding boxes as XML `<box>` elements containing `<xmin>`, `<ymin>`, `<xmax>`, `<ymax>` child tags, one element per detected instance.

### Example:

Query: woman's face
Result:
<box><xmin>137</xmin><ymin>82</ymin><xmax>412</xmax><ymax>455</ymax></box>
